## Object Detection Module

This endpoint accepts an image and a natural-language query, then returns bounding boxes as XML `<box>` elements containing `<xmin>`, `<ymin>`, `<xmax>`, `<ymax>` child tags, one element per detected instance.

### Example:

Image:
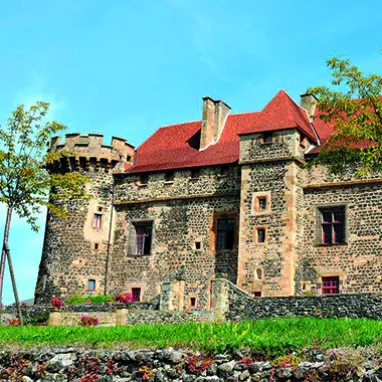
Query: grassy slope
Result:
<box><xmin>2</xmin><ymin>318</ymin><xmax>382</xmax><ymax>354</ymax></box>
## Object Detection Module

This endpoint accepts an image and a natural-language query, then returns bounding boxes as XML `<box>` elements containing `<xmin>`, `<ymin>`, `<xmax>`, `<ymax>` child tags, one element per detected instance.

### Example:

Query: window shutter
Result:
<box><xmin>128</xmin><ymin>223</ymin><xmax>137</xmax><ymax>255</ymax></box>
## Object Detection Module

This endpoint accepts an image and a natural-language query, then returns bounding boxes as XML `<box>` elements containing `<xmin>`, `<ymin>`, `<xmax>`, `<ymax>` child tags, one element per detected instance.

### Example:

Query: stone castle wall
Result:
<box><xmin>35</xmin><ymin>134</ymin><xmax>134</xmax><ymax>304</ymax></box>
<box><xmin>35</xmin><ymin>123</ymin><xmax>382</xmax><ymax>306</ymax></box>
<box><xmin>110</xmin><ymin>164</ymin><xmax>241</xmax><ymax>310</ymax></box>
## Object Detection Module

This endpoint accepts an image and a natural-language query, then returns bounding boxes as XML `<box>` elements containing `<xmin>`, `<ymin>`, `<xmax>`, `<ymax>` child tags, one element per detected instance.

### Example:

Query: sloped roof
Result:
<box><xmin>125</xmin><ymin>90</ymin><xmax>319</xmax><ymax>174</ymax></box>
<box><xmin>237</xmin><ymin>90</ymin><xmax>317</xmax><ymax>142</ymax></box>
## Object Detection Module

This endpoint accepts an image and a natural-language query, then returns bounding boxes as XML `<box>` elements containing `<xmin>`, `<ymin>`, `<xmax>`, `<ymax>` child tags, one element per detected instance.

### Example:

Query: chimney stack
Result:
<box><xmin>200</xmin><ymin>97</ymin><xmax>231</xmax><ymax>150</ymax></box>
<box><xmin>300</xmin><ymin>93</ymin><xmax>318</xmax><ymax>122</ymax></box>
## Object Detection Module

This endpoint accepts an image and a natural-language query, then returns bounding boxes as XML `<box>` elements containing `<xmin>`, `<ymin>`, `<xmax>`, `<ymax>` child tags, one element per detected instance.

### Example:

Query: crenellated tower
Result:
<box><xmin>34</xmin><ymin>133</ymin><xmax>134</xmax><ymax>304</ymax></box>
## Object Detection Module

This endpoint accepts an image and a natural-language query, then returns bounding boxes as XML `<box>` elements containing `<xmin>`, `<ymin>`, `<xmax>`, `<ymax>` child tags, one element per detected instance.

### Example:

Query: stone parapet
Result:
<box><xmin>48</xmin><ymin>133</ymin><xmax>134</xmax><ymax>172</ymax></box>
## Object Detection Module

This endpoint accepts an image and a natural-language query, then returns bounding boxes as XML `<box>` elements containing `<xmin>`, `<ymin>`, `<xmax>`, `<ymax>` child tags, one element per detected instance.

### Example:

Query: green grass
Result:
<box><xmin>3</xmin><ymin>318</ymin><xmax>382</xmax><ymax>355</ymax></box>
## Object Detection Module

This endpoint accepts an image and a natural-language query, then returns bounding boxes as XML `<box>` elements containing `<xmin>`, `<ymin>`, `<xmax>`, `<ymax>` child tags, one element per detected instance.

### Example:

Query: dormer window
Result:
<box><xmin>262</xmin><ymin>132</ymin><xmax>273</xmax><ymax>145</ymax></box>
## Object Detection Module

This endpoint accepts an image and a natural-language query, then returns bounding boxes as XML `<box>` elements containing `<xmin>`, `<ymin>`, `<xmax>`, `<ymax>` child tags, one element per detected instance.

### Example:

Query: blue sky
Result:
<box><xmin>0</xmin><ymin>0</ymin><xmax>381</xmax><ymax>304</ymax></box>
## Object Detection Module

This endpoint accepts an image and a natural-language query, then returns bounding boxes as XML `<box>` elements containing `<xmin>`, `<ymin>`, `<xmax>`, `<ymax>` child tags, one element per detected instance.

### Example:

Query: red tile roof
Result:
<box><xmin>237</xmin><ymin>90</ymin><xmax>318</xmax><ymax>143</ymax></box>
<box><xmin>125</xmin><ymin>90</ymin><xmax>319</xmax><ymax>174</ymax></box>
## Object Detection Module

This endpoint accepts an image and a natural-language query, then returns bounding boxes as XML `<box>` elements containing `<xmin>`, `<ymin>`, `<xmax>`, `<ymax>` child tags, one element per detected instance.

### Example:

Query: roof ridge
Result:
<box><xmin>229</xmin><ymin>110</ymin><xmax>261</xmax><ymax>116</ymax></box>
<box><xmin>159</xmin><ymin>119</ymin><xmax>201</xmax><ymax>129</ymax></box>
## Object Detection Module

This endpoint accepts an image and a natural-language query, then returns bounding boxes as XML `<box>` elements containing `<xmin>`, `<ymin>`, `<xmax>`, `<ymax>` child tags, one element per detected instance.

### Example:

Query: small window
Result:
<box><xmin>132</xmin><ymin>287</ymin><xmax>141</xmax><ymax>302</ymax></box>
<box><xmin>257</xmin><ymin>228</ymin><xmax>266</xmax><ymax>243</ymax></box>
<box><xmin>254</xmin><ymin>291</ymin><xmax>262</xmax><ymax>298</ymax></box>
<box><xmin>94</xmin><ymin>243</ymin><xmax>99</xmax><ymax>250</ymax></box>
<box><xmin>131</xmin><ymin>221</ymin><xmax>153</xmax><ymax>255</ymax></box>
<box><xmin>97</xmin><ymin>207</ymin><xmax>103</xmax><ymax>212</ymax></box>
<box><xmin>139</xmin><ymin>174</ymin><xmax>149</xmax><ymax>185</ymax></box>
<box><xmin>319</xmin><ymin>207</ymin><xmax>345</xmax><ymax>245</ymax></box>
<box><xmin>93</xmin><ymin>214</ymin><xmax>102</xmax><ymax>229</ymax></box>
<box><xmin>255</xmin><ymin>268</ymin><xmax>263</xmax><ymax>280</ymax></box>
<box><xmin>257</xmin><ymin>197</ymin><xmax>267</xmax><ymax>211</ymax></box>
<box><xmin>322</xmin><ymin>276</ymin><xmax>339</xmax><ymax>295</ymax></box>
<box><xmin>195</xmin><ymin>241</ymin><xmax>201</xmax><ymax>250</ymax></box>
<box><xmin>190</xmin><ymin>168</ymin><xmax>200</xmax><ymax>179</ymax></box>
<box><xmin>216</xmin><ymin>218</ymin><xmax>235</xmax><ymax>250</ymax></box>
<box><xmin>189</xmin><ymin>297</ymin><xmax>196</xmax><ymax>307</ymax></box>
<box><xmin>262</xmin><ymin>132</ymin><xmax>273</xmax><ymax>144</ymax></box>
<box><xmin>87</xmin><ymin>279</ymin><xmax>96</xmax><ymax>291</ymax></box>
<box><xmin>126</xmin><ymin>155</ymin><xmax>131</xmax><ymax>161</ymax></box>
<box><xmin>219</xmin><ymin>166</ymin><xmax>230</xmax><ymax>177</ymax></box>
<box><xmin>165</xmin><ymin>170</ymin><xmax>174</xmax><ymax>182</ymax></box>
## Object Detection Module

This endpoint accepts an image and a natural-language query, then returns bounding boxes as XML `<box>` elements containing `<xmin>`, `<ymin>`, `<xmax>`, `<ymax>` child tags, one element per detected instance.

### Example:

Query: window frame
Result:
<box><xmin>315</xmin><ymin>204</ymin><xmax>348</xmax><ymax>246</ymax></box>
<box><xmin>321</xmin><ymin>276</ymin><xmax>340</xmax><ymax>295</ymax></box>
<box><xmin>128</xmin><ymin>220</ymin><xmax>154</xmax><ymax>256</ymax></box>
<box><xmin>216</xmin><ymin>218</ymin><xmax>235</xmax><ymax>251</ymax></box>
<box><xmin>256</xmin><ymin>227</ymin><xmax>266</xmax><ymax>244</ymax></box>
<box><xmin>132</xmin><ymin>287</ymin><xmax>141</xmax><ymax>302</ymax></box>
<box><xmin>138</xmin><ymin>173</ymin><xmax>149</xmax><ymax>186</ymax></box>
<box><xmin>164</xmin><ymin>170</ymin><xmax>175</xmax><ymax>183</ymax></box>
<box><xmin>93</xmin><ymin>213</ymin><xmax>103</xmax><ymax>229</ymax></box>
<box><xmin>261</xmin><ymin>132</ymin><xmax>273</xmax><ymax>145</ymax></box>
<box><xmin>87</xmin><ymin>279</ymin><xmax>96</xmax><ymax>291</ymax></box>
<box><xmin>252</xmin><ymin>192</ymin><xmax>271</xmax><ymax>216</ymax></box>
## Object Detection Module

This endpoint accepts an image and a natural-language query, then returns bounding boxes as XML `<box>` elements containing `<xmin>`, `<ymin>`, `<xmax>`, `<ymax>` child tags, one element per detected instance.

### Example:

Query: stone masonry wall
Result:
<box><xmin>35</xmin><ymin>134</ymin><xmax>133</xmax><ymax>304</ymax></box>
<box><xmin>224</xmin><ymin>278</ymin><xmax>382</xmax><ymax>321</ymax></box>
<box><xmin>4</xmin><ymin>346</ymin><xmax>381</xmax><ymax>382</ymax></box>
<box><xmin>110</xmin><ymin>164</ymin><xmax>241</xmax><ymax>310</ymax></box>
<box><xmin>237</xmin><ymin>129</ymin><xmax>305</xmax><ymax>297</ymax></box>
<box><xmin>297</xmin><ymin>162</ymin><xmax>382</xmax><ymax>295</ymax></box>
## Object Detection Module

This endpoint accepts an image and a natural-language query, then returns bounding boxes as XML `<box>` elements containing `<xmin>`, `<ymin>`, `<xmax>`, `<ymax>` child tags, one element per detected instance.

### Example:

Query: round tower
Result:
<box><xmin>34</xmin><ymin>133</ymin><xmax>134</xmax><ymax>304</ymax></box>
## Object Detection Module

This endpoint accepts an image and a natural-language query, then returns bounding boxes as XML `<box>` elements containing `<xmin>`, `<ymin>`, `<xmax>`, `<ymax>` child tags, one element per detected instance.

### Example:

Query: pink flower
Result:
<box><xmin>115</xmin><ymin>292</ymin><xmax>134</xmax><ymax>303</ymax></box>
<box><xmin>51</xmin><ymin>296</ymin><xmax>65</xmax><ymax>308</ymax></box>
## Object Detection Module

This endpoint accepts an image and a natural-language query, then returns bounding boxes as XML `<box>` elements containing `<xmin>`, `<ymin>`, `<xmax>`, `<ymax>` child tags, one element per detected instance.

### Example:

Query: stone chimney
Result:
<box><xmin>200</xmin><ymin>97</ymin><xmax>231</xmax><ymax>150</ymax></box>
<box><xmin>300</xmin><ymin>93</ymin><xmax>318</xmax><ymax>122</ymax></box>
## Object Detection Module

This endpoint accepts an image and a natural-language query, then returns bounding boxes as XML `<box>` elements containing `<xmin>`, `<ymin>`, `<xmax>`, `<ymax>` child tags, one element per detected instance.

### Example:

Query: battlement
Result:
<box><xmin>48</xmin><ymin>133</ymin><xmax>135</xmax><ymax>172</ymax></box>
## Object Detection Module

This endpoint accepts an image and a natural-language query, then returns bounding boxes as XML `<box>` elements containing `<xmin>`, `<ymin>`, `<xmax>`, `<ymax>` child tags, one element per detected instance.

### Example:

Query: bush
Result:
<box><xmin>80</xmin><ymin>315</ymin><xmax>99</xmax><ymax>327</ymax></box>
<box><xmin>67</xmin><ymin>294</ymin><xmax>114</xmax><ymax>305</ymax></box>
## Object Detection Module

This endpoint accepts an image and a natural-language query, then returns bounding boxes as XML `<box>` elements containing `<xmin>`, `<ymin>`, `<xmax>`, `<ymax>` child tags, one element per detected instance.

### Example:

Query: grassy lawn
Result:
<box><xmin>2</xmin><ymin>318</ymin><xmax>382</xmax><ymax>355</ymax></box>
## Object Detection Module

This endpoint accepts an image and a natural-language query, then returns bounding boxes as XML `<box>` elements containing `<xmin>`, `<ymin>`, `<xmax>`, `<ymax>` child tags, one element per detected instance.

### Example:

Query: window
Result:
<box><xmin>165</xmin><ymin>170</ymin><xmax>174</xmax><ymax>182</ymax></box>
<box><xmin>195</xmin><ymin>241</ymin><xmax>201</xmax><ymax>250</ymax></box>
<box><xmin>189</xmin><ymin>297</ymin><xmax>196</xmax><ymax>307</ymax></box>
<box><xmin>257</xmin><ymin>228</ymin><xmax>266</xmax><ymax>243</ymax></box>
<box><xmin>216</xmin><ymin>218</ymin><xmax>235</xmax><ymax>250</ymax></box>
<box><xmin>258</xmin><ymin>197</ymin><xmax>267</xmax><ymax>211</ymax></box>
<box><xmin>97</xmin><ymin>206</ymin><xmax>103</xmax><ymax>212</ymax></box>
<box><xmin>139</xmin><ymin>173</ymin><xmax>149</xmax><ymax>185</ymax></box>
<box><xmin>320</xmin><ymin>207</ymin><xmax>345</xmax><ymax>245</ymax></box>
<box><xmin>219</xmin><ymin>166</ymin><xmax>230</xmax><ymax>177</ymax></box>
<box><xmin>93</xmin><ymin>243</ymin><xmax>99</xmax><ymax>250</ymax></box>
<box><xmin>190</xmin><ymin>167</ymin><xmax>200</xmax><ymax>179</ymax></box>
<box><xmin>255</xmin><ymin>268</ymin><xmax>263</xmax><ymax>280</ymax></box>
<box><xmin>322</xmin><ymin>276</ymin><xmax>339</xmax><ymax>295</ymax></box>
<box><xmin>93</xmin><ymin>213</ymin><xmax>102</xmax><ymax>229</ymax></box>
<box><xmin>132</xmin><ymin>288</ymin><xmax>141</xmax><ymax>302</ymax></box>
<box><xmin>254</xmin><ymin>291</ymin><xmax>262</xmax><ymax>298</ymax></box>
<box><xmin>262</xmin><ymin>132</ymin><xmax>273</xmax><ymax>144</ymax></box>
<box><xmin>131</xmin><ymin>221</ymin><xmax>153</xmax><ymax>255</ymax></box>
<box><xmin>87</xmin><ymin>279</ymin><xmax>96</xmax><ymax>291</ymax></box>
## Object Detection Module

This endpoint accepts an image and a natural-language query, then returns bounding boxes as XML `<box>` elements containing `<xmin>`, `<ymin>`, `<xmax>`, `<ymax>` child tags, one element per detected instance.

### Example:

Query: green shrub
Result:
<box><xmin>66</xmin><ymin>294</ymin><xmax>114</xmax><ymax>305</ymax></box>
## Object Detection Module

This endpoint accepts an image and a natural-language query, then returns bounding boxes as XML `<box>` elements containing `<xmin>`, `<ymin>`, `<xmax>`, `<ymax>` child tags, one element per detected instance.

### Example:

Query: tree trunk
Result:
<box><xmin>0</xmin><ymin>207</ymin><xmax>12</xmax><ymax>307</ymax></box>
<box><xmin>5</xmin><ymin>243</ymin><xmax>23</xmax><ymax>325</ymax></box>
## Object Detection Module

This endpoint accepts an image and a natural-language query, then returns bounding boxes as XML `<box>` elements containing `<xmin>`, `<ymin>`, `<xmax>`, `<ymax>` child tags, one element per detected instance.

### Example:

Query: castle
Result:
<box><xmin>35</xmin><ymin>90</ymin><xmax>382</xmax><ymax>309</ymax></box>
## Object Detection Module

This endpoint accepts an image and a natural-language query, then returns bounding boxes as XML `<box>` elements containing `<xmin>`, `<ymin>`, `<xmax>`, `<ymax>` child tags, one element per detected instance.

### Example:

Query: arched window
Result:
<box><xmin>255</xmin><ymin>268</ymin><xmax>263</xmax><ymax>280</ymax></box>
